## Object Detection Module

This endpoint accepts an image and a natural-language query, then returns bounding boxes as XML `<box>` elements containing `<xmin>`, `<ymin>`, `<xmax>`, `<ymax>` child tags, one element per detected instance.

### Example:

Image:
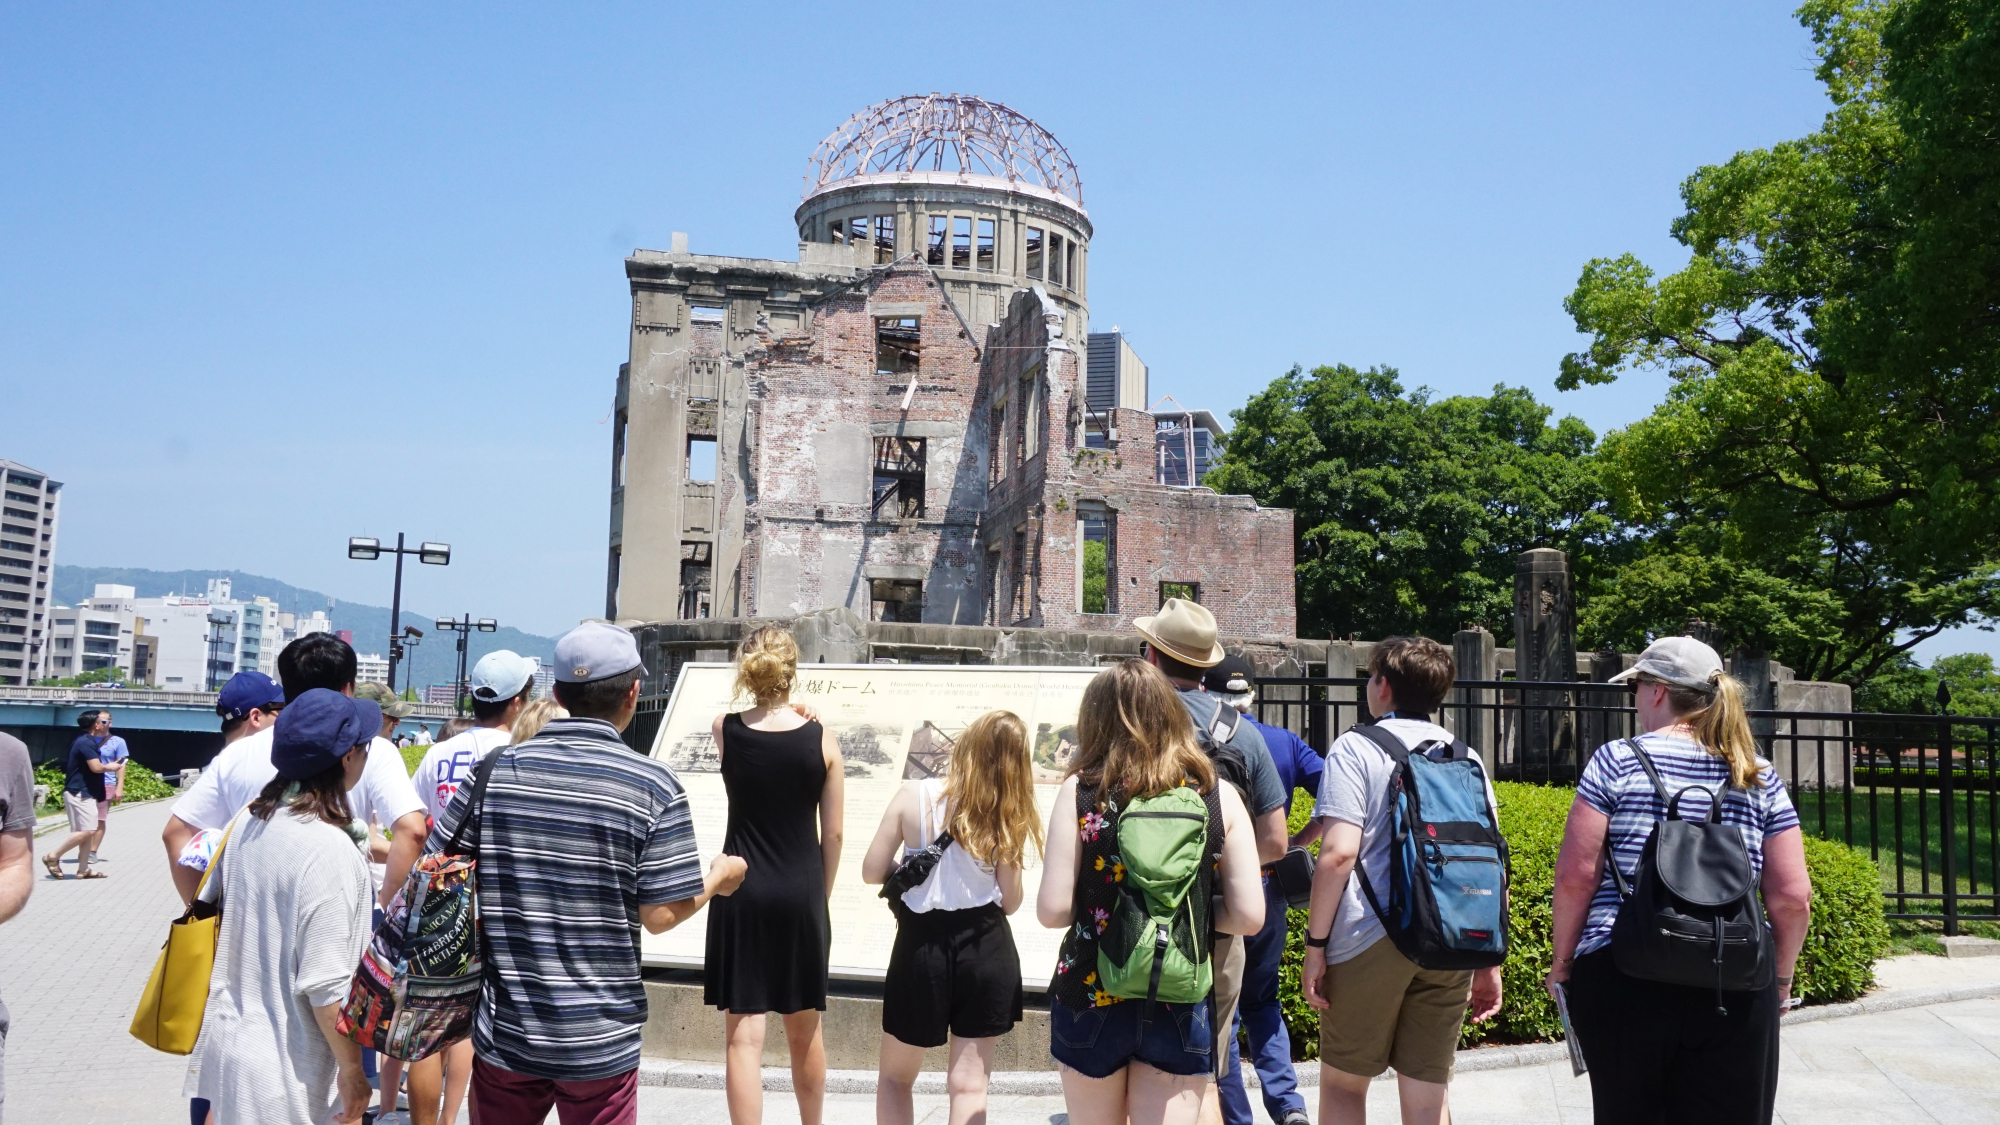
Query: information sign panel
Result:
<box><xmin>639</xmin><ymin>662</ymin><xmax>1104</xmax><ymax>987</ymax></box>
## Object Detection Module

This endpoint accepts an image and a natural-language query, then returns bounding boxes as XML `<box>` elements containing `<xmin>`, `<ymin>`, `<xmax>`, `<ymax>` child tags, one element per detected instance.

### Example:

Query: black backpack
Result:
<box><xmin>1607</xmin><ymin>741</ymin><xmax>1774</xmax><ymax>1012</ymax></box>
<box><xmin>1191</xmin><ymin>699</ymin><xmax>1251</xmax><ymax>803</ymax></box>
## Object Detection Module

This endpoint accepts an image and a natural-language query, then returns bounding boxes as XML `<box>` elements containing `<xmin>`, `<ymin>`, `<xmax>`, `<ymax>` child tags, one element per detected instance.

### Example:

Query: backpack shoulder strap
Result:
<box><xmin>443</xmin><ymin>748</ymin><xmax>505</xmax><ymax>858</ymax></box>
<box><xmin>1626</xmin><ymin>740</ymin><xmax>1673</xmax><ymax>807</ymax></box>
<box><xmin>1207</xmin><ymin>703</ymin><xmax>1240</xmax><ymax>748</ymax></box>
<box><xmin>1349</xmin><ymin>723</ymin><xmax>1411</xmax><ymax>765</ymax></box>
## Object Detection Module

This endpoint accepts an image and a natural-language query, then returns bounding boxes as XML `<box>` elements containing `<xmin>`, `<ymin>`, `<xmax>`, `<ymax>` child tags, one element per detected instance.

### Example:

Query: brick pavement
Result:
<box><xmin>6</xmin><ymin>798</ymin><xmax>193</xmax><ymax>1125</ymax></box>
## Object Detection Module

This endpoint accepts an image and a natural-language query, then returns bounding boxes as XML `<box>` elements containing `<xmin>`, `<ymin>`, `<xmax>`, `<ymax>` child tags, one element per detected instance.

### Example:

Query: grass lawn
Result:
<box><xmin>1793</xmin><ymin>786</ymin><xmax>2000</xmax><ymax>927</ymax></box>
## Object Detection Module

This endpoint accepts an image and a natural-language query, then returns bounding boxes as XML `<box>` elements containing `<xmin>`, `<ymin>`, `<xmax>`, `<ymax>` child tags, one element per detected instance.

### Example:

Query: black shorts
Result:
<box><xmin>882</xmin><ymin>902</ymin><xmax>1023</xmax><ymax>1048</ymax></box>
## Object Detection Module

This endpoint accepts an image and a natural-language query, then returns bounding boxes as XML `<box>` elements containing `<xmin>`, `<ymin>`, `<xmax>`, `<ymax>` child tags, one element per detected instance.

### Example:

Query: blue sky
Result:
<box><xmin>5</xmin><ymin>2</ymin><xmax>1982</xmax><ymax>660</ymax></box>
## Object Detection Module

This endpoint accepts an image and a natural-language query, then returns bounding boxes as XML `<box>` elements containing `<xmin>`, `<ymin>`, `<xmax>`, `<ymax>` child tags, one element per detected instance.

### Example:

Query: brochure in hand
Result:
<box><xmin>1552</xmin><ymin>983</ymin><xmax>1587</xmax><ymax>1076</ymax></box>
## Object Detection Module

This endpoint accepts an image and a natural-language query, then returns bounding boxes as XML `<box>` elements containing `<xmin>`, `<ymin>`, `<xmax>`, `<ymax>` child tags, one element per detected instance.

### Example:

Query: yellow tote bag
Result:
<box><xmin>130</xmin><ymin>817</ymin><xmax>236</xmax><ymax>1055</ymax></box>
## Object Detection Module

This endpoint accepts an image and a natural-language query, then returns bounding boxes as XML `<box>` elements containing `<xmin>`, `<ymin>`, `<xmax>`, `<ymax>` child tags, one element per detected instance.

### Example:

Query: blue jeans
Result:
<box><xmin>1050</xmin><ymin>996</ymin><xmax>1213</xmax><ymax>1078</ymax></box>
<box><xmin>1219</xmin><ymin>877</ymin><xmax>1306</xmax><ymax>1124</ymax></box>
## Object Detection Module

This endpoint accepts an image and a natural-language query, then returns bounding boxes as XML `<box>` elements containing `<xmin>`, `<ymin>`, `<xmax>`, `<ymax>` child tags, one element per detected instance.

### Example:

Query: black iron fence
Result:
<box><xmin>1252</xmin><ymin>675</ymin><xmax>2000</xmax><ymax>933</ymax></box>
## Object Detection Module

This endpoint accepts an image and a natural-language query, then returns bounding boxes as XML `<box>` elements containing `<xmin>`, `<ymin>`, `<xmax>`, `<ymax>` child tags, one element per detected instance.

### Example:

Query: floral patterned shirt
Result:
<box><xmin>1050</xmin><ymin>778</ymin><xmax>1224</xmax><ymax>1011</ymax></box>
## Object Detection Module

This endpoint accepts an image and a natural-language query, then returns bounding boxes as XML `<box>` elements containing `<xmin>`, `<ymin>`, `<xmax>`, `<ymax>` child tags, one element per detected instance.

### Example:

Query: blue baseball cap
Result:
<box><xmin>554</xmin><ymin>622</ymin><xmax>645</xmax><ymax>684</ymax></box>
<box><xmin>217</xmin><ymin>671</ymin><xmax>286</xmax><ymax>724</ymax></box>
<box><xmin>271</xmin><ymin>688</ymin><xmax>369</xmax><ymax>780</ymax></box>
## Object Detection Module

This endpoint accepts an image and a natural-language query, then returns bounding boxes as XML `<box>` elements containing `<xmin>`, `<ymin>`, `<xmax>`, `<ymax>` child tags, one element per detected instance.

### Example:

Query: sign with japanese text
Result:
<box><xmin>639</xmin><ymin>661</ymin><xmax>1104</xmax><ymax>986</ymax></box>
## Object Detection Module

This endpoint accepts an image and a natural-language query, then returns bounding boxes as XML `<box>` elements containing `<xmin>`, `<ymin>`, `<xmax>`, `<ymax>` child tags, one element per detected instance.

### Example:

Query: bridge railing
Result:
<box><xmin>0</xmin><ymin>684</ymin><xmax>461</xmax><ymax>720</ymax></box>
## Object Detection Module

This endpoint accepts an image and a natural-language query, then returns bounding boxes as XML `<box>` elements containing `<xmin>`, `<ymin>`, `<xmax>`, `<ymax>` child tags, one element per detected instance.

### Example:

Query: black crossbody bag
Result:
<box><xmin>880</xmin><ymin>830</ymin><xmax>953</xmax><ymax>908</ymax></box>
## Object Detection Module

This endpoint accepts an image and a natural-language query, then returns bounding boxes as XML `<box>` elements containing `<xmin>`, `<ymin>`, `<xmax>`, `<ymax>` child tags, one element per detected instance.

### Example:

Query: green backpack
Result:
<box><xmin>1097</xmin><ymin>787</ymin><xmax>1213</xmax><ymax>1004</ymax></box>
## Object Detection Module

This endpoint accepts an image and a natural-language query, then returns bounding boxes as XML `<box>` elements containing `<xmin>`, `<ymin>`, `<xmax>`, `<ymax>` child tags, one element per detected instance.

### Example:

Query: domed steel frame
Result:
<box><xmin>804</xmin><ymin>92</ymin><xmax>1083</xmax><ymax>207</ymax></box>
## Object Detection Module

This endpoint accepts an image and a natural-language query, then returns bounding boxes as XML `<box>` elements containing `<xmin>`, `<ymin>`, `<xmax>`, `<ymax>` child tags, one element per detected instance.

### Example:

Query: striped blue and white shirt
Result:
<box><xmin>1574</xmin><ymin>732</ymin><xmax>1800</xmax><ymax>956</ymax></box>
<box><xmin>426</xmin><ymin>717</ymin><xmax>706</xmax><ymax>1081</ymax></box>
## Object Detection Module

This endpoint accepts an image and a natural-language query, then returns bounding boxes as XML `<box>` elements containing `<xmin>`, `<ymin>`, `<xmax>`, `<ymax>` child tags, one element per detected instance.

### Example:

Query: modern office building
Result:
<box><xmin>1152</xmin><ymin>402</ymin><xmax>1227</xmax><ymax>488</ymax></box>
<box><xmin>1083</xmin><ymin>331</ymin><xmax>1150</xmax><ymax>447</ymax></box>
<box><xmin>0</xmin><ymin>459</ymin><xmax>60</xmax><ymax>685</ymax></box>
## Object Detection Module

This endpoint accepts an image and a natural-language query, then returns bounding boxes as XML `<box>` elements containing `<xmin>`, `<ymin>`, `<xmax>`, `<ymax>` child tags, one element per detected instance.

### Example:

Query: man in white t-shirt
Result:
<box><xmin>1302</xmin><ymin>637</ymin><xmax>1503</xmax><ymax>1125</ymax></box>
<box><xmin>161</xmin><ymin>634</ymin><xmax>425</xmax><ymax>911</ymax></box>
<box><xmin>412</xmin><ymin>650</ymin><xmax>537</xmax><ymax>822</ymax></box>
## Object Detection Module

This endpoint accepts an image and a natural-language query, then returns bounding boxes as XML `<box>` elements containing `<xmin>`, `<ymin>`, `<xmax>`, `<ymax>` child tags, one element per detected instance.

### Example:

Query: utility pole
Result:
<box><xmin>435</xmin><ymin>613</ymin><xmax>497</xmax><ymax>715</ymax></box>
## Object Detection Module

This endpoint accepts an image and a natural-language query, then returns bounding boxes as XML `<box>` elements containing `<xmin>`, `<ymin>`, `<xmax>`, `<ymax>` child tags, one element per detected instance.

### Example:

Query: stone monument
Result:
<box><xmin>1514</xmin><ymin>548</ymin><xmax>1577</xmax><ymax>776</ymax></box>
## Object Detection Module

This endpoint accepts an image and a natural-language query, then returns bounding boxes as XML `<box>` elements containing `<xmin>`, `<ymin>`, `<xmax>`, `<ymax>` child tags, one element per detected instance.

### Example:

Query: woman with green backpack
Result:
<box><xmin>1037</xmin><ymin>660</ymin><xmax>1268</xmax><ymax>1125</ymax></box>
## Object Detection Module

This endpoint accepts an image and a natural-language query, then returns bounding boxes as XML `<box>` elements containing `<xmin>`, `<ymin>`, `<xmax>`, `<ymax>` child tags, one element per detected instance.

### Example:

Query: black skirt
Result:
<box><xmin>882</xmin><ymin>902</ymin><xmax>1023</xmax><ymax>1048</ymax></box>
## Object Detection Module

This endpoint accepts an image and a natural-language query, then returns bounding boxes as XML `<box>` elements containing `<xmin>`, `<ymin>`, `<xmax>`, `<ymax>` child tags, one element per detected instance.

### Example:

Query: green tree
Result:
<box><xmin>1857</xmin><ymin>651</ymin><xmax>2000</xmax><ymax>716</ymax></box>
<box><xmin>1081</xmin><ymin>539</ymin><xmax>1108</xmax><ymax>615</ymax></box>
<box><xmin>1559</xmin><ymin>0</ymin><xmax>2000</xmax><ymax>683</ymax></box>
<box><xmin>34</xmin><ymin>666</ymin><xmax>127</xmax><ymax>688</ymax></box>
<box><xmin>1204</xmin><ymin>365</ymin><xmax>1619</xmax><ymax>643</ymax></box>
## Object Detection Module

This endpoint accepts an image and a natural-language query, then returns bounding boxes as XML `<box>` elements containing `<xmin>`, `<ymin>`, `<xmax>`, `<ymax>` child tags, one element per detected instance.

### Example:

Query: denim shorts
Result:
<box><xmin>1049</xmin><ymin>997</ymin><xmax>1213</xmax><ymax>1078</ymax></box>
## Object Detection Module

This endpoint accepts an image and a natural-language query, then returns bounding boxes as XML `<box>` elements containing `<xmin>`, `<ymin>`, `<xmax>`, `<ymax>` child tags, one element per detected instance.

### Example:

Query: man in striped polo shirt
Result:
<box><xmin>427</xmin><ymin>621</ymin><xmax>746</xmax><ymax>1124</ymax></box>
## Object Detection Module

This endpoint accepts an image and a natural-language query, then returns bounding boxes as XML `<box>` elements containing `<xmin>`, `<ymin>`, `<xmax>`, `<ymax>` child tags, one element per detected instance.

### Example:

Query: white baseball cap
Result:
<box><xmin>469</xmin><ymin>650</ymin><xmax>538</xmax><ymax>702</ymax></box>
<box><xmin>1608</xmin><ymin>636</ymin><xmax>1725</xmax><ymax>693</ymax></box>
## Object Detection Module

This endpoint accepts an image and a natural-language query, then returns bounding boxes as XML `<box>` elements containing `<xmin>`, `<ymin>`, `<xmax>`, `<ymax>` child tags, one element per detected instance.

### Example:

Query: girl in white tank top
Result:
<box><xmin>861</xmin><ymin>710</ymin><xmax>1046</xmax><ymax>1125</ymax></box>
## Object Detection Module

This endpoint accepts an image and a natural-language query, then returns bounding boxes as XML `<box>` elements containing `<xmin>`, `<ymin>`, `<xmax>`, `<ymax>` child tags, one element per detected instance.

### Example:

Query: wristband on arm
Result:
<box><xmin>1305</xmin><ymin>932</ymin><xmax>1329</xmax><ymax>949</ymax></box>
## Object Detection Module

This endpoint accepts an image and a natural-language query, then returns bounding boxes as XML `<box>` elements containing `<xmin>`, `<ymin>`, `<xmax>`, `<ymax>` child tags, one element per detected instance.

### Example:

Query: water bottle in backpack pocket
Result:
<box><xmin>1096</xmin><ymin>786</ymin><xmax>1214</xmax><ymax>1005</ymax></box>
<box><xmin>1606</xmin><ymin>741</ymin><xmax>1773</xmax><ymax>1013</ymax></box>
<box><xmin>1350</xmin><ymin>725</ymin><xmax>1511</xmax><ymax>970</ymax></box>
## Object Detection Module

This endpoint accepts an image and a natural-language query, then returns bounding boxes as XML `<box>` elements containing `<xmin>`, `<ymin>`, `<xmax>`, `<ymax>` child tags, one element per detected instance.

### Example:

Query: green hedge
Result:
<box><xmin>33</xmin><ymin>760</ymin><xmax>179</xmax><ymax>808</ymax></box>
<box><xmin>1275</xmin><ymin>781</ymin><xmax>1888</xmax><ymax>1055</ymax></box>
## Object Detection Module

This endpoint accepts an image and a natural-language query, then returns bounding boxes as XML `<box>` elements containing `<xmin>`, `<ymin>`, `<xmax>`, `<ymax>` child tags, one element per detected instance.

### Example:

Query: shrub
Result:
<box><xmin>121</xmin><ymin>762</ymin><xmax>178</xmax><ymax>802</ymax></box>
<box><xmin>1276</xmin><ymin>782</ymin><xmax>1892</xmax><ymax>1055</ymax></box>
<box><xmin>34</xmin><ymin>763</ymin><xmax>63</xmax><ymax>811</ymax></box>
<box><xmin>1794</xmin><ymin>835</ymin><xmax>1889</xmax><ymax>1002</ymax></box>
<box><xmin>402</xmin><ymin>742</ymin><xmax>426</xmax><ymax>776</ymax></box>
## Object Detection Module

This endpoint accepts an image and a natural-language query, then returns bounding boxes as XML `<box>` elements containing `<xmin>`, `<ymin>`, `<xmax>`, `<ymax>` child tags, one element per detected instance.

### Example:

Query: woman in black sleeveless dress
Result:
<box><xmin>703</xmin><ymin>627</ymin><xmax>845</xmax><ymax>1125</ymax></box>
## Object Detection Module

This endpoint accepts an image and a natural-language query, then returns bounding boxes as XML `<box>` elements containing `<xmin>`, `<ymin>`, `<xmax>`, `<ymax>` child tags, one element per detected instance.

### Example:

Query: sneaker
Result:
<box><xmin>374</xmin><ymin>1112</ymin><xmax>406</xmax><ymax>1125</ymax></box>
<box><xmin>1281</xmin><ymin>1112</ymin><xmax>1311</xmax><ymax>1125</ymax></box>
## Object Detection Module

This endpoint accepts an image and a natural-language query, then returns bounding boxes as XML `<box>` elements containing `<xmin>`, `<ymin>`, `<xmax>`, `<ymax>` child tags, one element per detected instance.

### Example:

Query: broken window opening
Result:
<box><xmin>686</xmin><ymin>436</ymin><xmax>717</xmax><ymax>481</ymax></box>
<box><xmin>1017</xmin><ymin>367</ymin><xmax>1043</xmax><ymax>465</ymax></box>
<box><xmin>612</xmin><ymin>410</ymin><xmax>628</xmax><ymax>488</ymax></box>
<box><xmin>988</xmin><ymin>400</ymin><xmax>1007</xmax><ymax>486</ymax></box>
<box><xmin>1010</xmin><ymin>529</ymin><xmax>1030</xmax><ymax>621</ymax></box>
<box><xmin>874</xmin><ymin>215</ymin><xmax>896</xmax><ymax>263</ymax></box>
<box><xmin>1024</xmin><ymin>227</ymin><xmax>1043</xmax><ymax>279</ymax></box>
<box><xmin>985</xmin><ymin>545</ymin><xmax>1004</xmax><ymax>626</ymax></box>
<box><xmin>870</xmin><ymin>578</ymin><xmax>923</xmax><ymax>624</ymax></box>
<box><xmin>871</xmin><ymin>437</ymin><xmax>926</xmax><ymax>520</ymax></box>
<box><xmin>876</xmin><ymin>317</ymin><xmax>921</xmax><ymax>375</ymax></box>
<box><xmin>1048</xmin><ymin>233</ymin><xmax>1065</xmax><ymax>287</ymax></box>
<box><xmin>976</xmin><ymin>218</ymin><xmax>996</xmax><ymax>271</ymax></box>
<box><xmin>827</xmin><ymin>219</ymin><xmax>844</xmax><ymax>244</ymax></box>
<box><xmin>952</xmin><ymin>217</ymin><xmax>972</xmax><ymax>269</ymax></box>
<box><xmin>689</xmin><ymin>304</ymin><xmax>724</xmax><ymax>325</ymax></box>
<box><xmin>679</xmin><ymin>541</ymin><xmax>713</xmax><ymax>621</ymax></box>
<box><xmin>1080</xmin><ymin>509</ymin><xmax>1115</xmax><ymax>615</ymax></box>
<box><xmin>928</xmin><ymin>216</ymin><xmax>948</xmax><ymax>266</ymax></box>
<box><xmin>849</xmin><ymin>216</ymin><xmax>868</xmax><ymax>244</ymax></box>
<box><xmin>1066</xmin><ymin>241</ymin><xmax>1078</xmax><ymax>291</ymax></box>
<box><xmin>1160</xmin><ymin>581</ymin><xmax>1201</xmax><ymax>607</ymax></box>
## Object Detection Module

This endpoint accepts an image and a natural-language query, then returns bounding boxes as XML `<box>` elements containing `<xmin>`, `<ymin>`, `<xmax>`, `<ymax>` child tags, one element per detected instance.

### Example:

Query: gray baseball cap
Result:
<box><xmin>1608</xmin><ymin>636</ymin><xmax>1724</xmax><ymax>692</ymax></box>
<box><xmin>554</xmin><ymin>622</ymin><xmax>646</xmax><ymax>683</ymax></box>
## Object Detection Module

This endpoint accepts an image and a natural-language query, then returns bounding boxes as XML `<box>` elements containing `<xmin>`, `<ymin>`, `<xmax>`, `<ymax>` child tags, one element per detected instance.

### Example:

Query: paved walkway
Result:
<box><xmin>4</xmin><ymin>799</ymin><xmax>1995</xmax><ymax>1123</ymax></box>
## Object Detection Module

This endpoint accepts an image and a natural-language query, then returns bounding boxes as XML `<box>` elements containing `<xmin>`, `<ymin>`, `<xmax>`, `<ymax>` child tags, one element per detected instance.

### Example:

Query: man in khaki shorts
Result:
<box><xmin>1300</xmin><ymin>638</ymin><xmax>1502</xmax><ymax>1125</ymax></box>
<box><xmin>42</xmin><ymin>711</ymin><xmax>114</xmax><ymax>879</ymax></box>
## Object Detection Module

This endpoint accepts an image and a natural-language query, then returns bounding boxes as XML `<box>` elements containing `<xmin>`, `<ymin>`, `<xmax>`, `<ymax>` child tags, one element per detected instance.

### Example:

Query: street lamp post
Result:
<box><xmin>435</xmin><ymin>614</ymin><xmax>497</xmax><ymax>715</ymax></box>
<box><xmin>348</xmin><ymin>533</ymin><xmax>450</xmax><ymax>691</ymax></box>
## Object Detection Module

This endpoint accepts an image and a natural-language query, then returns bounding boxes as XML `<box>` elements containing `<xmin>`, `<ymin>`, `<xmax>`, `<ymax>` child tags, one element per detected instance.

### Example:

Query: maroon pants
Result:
<box><xmin>469</xmin><ymin>1056</ymin><xmax>638</xmax><ymax>1125</ymax></box>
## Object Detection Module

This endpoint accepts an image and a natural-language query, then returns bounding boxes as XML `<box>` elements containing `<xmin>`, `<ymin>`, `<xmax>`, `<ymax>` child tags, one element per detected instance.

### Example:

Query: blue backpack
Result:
<box><xmin>1350</xmin><ymin>725</ymin><xmax>1510</xmax><ymax>970</ymax></box>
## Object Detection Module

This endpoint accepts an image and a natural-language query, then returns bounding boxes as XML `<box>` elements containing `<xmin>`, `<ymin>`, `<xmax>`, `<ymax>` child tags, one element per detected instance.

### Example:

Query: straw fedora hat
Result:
<box><xmin>1134</xmin><ymin>598</ymin><xmax>1226</xmax><ymax>668</ymax></box>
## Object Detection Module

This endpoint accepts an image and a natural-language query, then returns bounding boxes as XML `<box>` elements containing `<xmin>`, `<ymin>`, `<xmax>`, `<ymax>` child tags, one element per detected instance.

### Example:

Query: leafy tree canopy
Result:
<box><xmin>1558</xmin><ymin>0</ymin><xmax>2000</xmax><ymax>683</ymax></box>
<box><xmin>1205</xmin><ymin>365</ymin><xmax>1619</xmax><ymax>644</ymax></box>
<box><xmin>1857</xmin><ymin>651</ymin><xmax>2000</xmax><ymax>716</ymax></box>
<box><xmin>34</xmin><ymin>667</ymin><xmax>127</xmax><ymax>688</ymax></box>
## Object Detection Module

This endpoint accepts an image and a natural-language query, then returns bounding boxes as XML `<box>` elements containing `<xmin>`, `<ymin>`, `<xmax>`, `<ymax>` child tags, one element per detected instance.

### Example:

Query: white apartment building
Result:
<box><xmin>355</xmin><ymin>652</ymin><xmax>389</xmax><ymax>685</ymax></box>
<box><xmin>48</xmin><ymin>578</ymin><xmax>286</xmax><ymax>689</ymax></box>
<box><xmin>0</xmin><ymin>459</ymin><xmax>61</xmax><ymax>685</ymax></box>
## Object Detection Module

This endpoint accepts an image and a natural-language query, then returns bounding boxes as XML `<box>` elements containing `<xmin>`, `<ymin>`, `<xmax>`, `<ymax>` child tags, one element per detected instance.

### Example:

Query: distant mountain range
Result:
<box><xmin>53</xmin><ymin>566</ymin><xmax>556</xmax><ymax>692</ymax></box>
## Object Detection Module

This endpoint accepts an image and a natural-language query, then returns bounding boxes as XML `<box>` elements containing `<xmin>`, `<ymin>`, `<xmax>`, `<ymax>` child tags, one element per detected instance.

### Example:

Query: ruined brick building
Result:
<box><xmin>605</xmin><ymin>93</ymin><xmax>1294</xmax><ymax>640</ymax></box>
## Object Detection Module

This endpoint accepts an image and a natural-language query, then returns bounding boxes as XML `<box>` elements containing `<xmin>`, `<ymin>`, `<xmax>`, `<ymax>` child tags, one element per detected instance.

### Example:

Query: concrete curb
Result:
<box><xmin>637</xmin><ymin>981</ymin><xmax>2000</xmax><ymax>1095</ymax></box>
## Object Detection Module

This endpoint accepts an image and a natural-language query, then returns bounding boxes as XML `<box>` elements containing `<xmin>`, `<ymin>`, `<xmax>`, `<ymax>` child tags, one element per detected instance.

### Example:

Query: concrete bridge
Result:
<box><xmin>0</xmin><ymin>685</ymin><xmax>461</xmax><ymax>773</ymax></box>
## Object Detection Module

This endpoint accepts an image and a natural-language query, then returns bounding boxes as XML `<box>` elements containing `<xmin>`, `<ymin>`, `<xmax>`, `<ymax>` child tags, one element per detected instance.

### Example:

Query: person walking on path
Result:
<box><xmin>426</xmin><ymin>621</ymin><xmax>745</xmax><ymax>1125</ymax></box>
<box><xmin>1203</xmin><ymin>657</ymin><xmax>1317</xmax><ymax>1125</ymax></box>
<box><xmin>1301</xmin><ymin>637</ymin><xmax>1504</xmax><ymax>1125</ymax></box>
<box><xmin>186</xmin><ymin>689</ymin><xmax>381</xmax><ymax>1125</ymax></box>
<box><xmin>704</xmin><ymin>627</ymin><xmax>845</xmax><ymax>1125</ymax></box>
<box><xmin>1547</xmin><ymin>637</ymin><xmax>1813</xmax><ymax>1125</ymax></box>
<box><xmin>89</xmin><ymin>720</ymin><xmax>128</xmax><ymax>866</ymax></box>
<box><xmin>1133</xmin><ymin>600</ymin><xmax>1289</xmax><ymax>1098</ymax></box>
<box><xmin>400</xmin><ymin>650</ymin><xmax>536</xmax><ymax>1125</ymax></box>
<box><xmin>1038</xmin><ymin>660</ymin><xmax>1267</xmax><ymax>1125</ymax></box>
<box><xmin>1</xmin><ymin>731</ymin><xmax>38</xmax><ymax>1123</ymax></box>
<box><xmin>862</xmin><ymin>709</ymin><xmax>1045</xmax><ymax>1125</ymax></box>
<box><xmin>42</xmin><ymin>711</ymin><xmax>112</xmax><ymax>880</ymax></box>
